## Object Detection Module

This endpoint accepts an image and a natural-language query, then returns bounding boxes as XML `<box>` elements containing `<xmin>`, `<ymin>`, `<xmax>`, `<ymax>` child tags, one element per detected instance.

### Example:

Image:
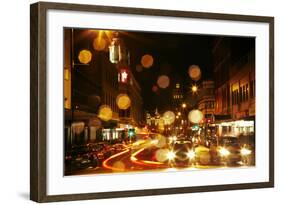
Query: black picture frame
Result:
<box><xmin>30</xmin><ymin>1</ymin><xmax>274</xmax><ymax>202</ymax></box>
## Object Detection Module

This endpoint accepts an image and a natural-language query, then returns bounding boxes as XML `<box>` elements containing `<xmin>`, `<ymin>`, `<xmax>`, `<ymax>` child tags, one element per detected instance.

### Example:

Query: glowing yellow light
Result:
<box><xmin>219</xmin><ymin>147</ymin><xmax>230</xmax><ymax>157</ymax></box>
<box><xmin>177</xmin><ymin>112</ymin><xmax>181</xmax><ymax>116</ymax></box>
<box><xmin>191</xmin><ymin>84</ymin><xmax>198</xmax><ymax>93</ymax></box>
<box><xmin>157</xmin><ymin>75</ymin><xmax>170</xmax><ymax>89</ymax></box>
<box><xmin>188</xmin><ymin>109</ymin><xmax>203</xmax><ymax>124</ymax></box>
<box><xmin>241</xmin><ymin>148</ymin><xmax>252</xmax><ymax>156</ymax></box>
<box><xmin>112</xmin><ymin>161</ymin><xmax>125</xmax><ymax>171</ymax></box>
<box><xmin>150</xmin><ymin>139</ymin><xmax>158</xmax><ymax>145</ymax></box>
<box><xmin>187</xmin><ymin>150</ymin><xmax>196</xmax><ymax>160</ymax></box>
<box><xmin>166</xmin><ymin>150</ymin><xmax>176</xmax><ymax>161</ymax></box>
<box><xmin>102</xmin><ymin>149</ymin><xmax>129</xmax><ymax>171</ymax></box>
<box><xmin>163</xmin><ymin>111</ymin><xmax>176</xmax><ymax>125</ymax></box>
<box><xmin>93</xmin><ymin>37</ymin><xmax>107</xmax><ymax>51</ymax></box>
<box><xmin>98</xmin><ymin>105</ymin><xmax>113</xmax><ymax>121</ymax></box>
<box><xmin>155</xmin><ymin>148</ymin><xmax>170</xmax><ymax>162</ymax></box>
<box><xmin>188</xmin><ymin>65</ymin><xmax>201</xmax><ymax>81</ymax></box>
<box><xmin>141</xmin><ymin>54</ymin><xmax>154</xmax><ymax>68</ymax></box>
<box><xmin>78</xmin><ymin>49</ymin><xmax>92</xmax><ymax>64</ymax></box>
<box><xmin>153</xmin><ymin>134</ymin><xmax>167</xmax><ymax>148</ymax></box>
<box><xmin>116</xmin><ymin>94</ymin><xmax>131</xmax><ymax>110</ymax></box>
<box><xmin>182</xmin><ymin>103</ymin><xmax>187</xmax><ymax>108</ymax></box>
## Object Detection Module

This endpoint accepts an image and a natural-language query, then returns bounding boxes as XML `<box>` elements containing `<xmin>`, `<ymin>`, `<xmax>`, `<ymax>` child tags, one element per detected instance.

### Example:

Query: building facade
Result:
<box><xmin>64</xmin><ymin>29</ymin><xmax>144</xmax><ymax>146</ymax></box>
<box><xmin>198</xmin><ymin>80</ymin><xmax>215</xmax><ymax>122</ymax></box>
<box><xmin>212</xmin><ymin>37</ymin><xmax>255</xmax><ymax>138</ymax></box>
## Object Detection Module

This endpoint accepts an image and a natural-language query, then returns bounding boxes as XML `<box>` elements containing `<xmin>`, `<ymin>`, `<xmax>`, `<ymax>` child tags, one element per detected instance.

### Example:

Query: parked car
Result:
<box><xmin>88</xmin><ymin>143</ymin><xmax>112</xmax><ymax>161</ymax></box>
<box><xmin>65</xmin><ymin>145</ymin><xmax>99</xmax><ymax>171</ymax></box>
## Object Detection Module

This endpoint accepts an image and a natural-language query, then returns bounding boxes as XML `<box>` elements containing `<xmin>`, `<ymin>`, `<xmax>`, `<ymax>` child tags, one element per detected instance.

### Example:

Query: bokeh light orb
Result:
<box><xmin>112</xmin><ymin>161</ymin><xmax>125</xmax><ymax>171</ymax></box>
<box><xmin>195</xmin><ymin>146</ymin><xmax>211</xmax><ymax>165</ymax></box>
<box><xmin>163</xmin><ymin>111</ymin><xmax>176</xmax><ymax>125</ymax></box>
<box><xmin>188</xmin><ymin>109</ymin><xmax>203</xmax><ymax>124</ymax></box>
<box><xmin>93</xmin><ymin>37</ymin><xmax>107</xmax><ymax>51</ymax></box>
<box><xmin>98</xmin><ymin>105</ymin><xmax>113</xmax><ymax>121</ymax></box>
<box><xmin>116</xmin><ymin>94</ymin><xmax>131</xmax><ymax>110</ymax></box>
<box><xmin>157</xmin><ymin>75</ymin><xmax>170</xmax><ymax>89</ymax></box>
<box><xmin>188</xmin><ymin>65</ymin><xmax>201</xmax><ymax>81</ymax></box>
<box><xmin>154</xmin><ymin>135</ymin><xmax>167</xmax><ymax>148</ymax></box>
<box><xmin>155</xmin><ymin>148</ymin><xmax>170</xmax><ymax>162</ymax></box>
<box><xmin>136</xmin><ymin>64</ymin><xmax>143</xmax><ymax>72</ymax></box>
<box><xmin>78</xmin><ymin>49</ymin><xmax>92</xmax><ymax>64</ymax></box>
<box><xmin>141</xmin><ymin>54</ymin><xmax>154</xmax><ymax>68</ymax></box>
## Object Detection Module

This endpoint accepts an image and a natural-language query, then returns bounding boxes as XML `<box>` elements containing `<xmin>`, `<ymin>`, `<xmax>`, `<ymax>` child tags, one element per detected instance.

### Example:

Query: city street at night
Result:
<box><xmin>66</xmin><ymin>133</ymin><xmax>254</xmax><ymax>175</ymax></box>
<box><xmin>63</xmin><ymin>28</ymin><xmax>255</xmax><ymax>176</ymax></box>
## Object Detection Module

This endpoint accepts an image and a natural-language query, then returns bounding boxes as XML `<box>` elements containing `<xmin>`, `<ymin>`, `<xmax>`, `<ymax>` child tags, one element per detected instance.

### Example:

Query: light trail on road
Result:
<box><xmin>130</xmin><ymin>147</ymin><xmax>167</xmax><ymax>167</ymax></box>
<box><xmin>102</xmin><ymin>149</ymin><xmax>130</xmax><ymax>171</ymax></box>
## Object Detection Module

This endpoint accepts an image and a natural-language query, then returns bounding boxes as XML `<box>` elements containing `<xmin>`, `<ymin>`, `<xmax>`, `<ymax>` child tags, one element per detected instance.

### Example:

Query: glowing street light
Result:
<box><xmin>109</xmin><ymin>36</ymin><xmax>121</xmax><ymax>64</ymax></box>
<box><xmin>182</xmin><ymin>103</ymin><xmax>187</xmax><ymax>108</ymax></box>
<box><xmin>191</xmin><ymin>84</ymin><xmax>198</xmax><ymax>93</ymax></box>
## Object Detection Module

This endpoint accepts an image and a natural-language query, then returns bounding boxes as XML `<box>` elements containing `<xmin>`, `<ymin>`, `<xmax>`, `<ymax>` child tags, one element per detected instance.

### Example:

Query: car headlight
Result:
<box><xmin>241</xmin><ymin>148</ymin><xmax>251</xmax><ymax>156</ymax></box>
<box><xmin>186</xmin><ymin>150</ymin><xmax>196</xmax><ymax>160</ymax></box>
<box><xmin>219</xmin><ymin>147</ymin><xmax>230</xmax><ymax>157</ymax></box>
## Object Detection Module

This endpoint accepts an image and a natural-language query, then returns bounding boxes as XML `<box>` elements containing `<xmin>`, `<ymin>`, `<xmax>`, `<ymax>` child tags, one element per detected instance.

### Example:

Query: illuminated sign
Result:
<box><xmin>118</xmin><ymin>69</ymin><xmax>130</xmax><ymax>83</ymax></box>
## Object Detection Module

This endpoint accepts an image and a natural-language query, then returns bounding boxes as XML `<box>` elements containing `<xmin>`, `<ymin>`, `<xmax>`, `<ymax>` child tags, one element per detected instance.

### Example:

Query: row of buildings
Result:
<box><xmin>64</xmin><ymin>29</ymin><xmax>144</xmax><ymax>148</ymax></box>
<box><xmin>145</xmin><ymin>37</ymin><xmax>255</xmax><ymax>140</ymax></box>
<box><xmin>205</xmin><ymin>37</ymin><xmax>255</xmax><ymax>139</ymax></box>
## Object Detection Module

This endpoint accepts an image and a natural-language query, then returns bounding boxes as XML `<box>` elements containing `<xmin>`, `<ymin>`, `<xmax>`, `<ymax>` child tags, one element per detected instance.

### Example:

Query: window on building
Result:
<box><xmin>250</xmin><ymin>80</ymin><xmax>254</xmax><ymax>99</ymax></box>
<box><xmin>242</xmin><ymin>85</ymin><xmax>246</xmax><ymax>102</ymax></box>
<box><xmin>232</xmin><ymin>89</ymin><xmax>239</xmax><ymax>105</ymax></box>
<box><xmin>246</xmin><ymin>84</ymin><xmax>249</xmax><ymax>101</ymax></box>
<box><xmin>239</xmin><ymin>87</ymin><xmax>242</xmax><ymax>103</ymax></box>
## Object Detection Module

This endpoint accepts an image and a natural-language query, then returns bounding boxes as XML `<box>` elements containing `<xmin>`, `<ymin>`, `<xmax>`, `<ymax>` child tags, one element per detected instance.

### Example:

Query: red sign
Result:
<box><xmin>118</xmin><ymin>69</ymin><xmax>130</xmax><ymax>83</ymax></box>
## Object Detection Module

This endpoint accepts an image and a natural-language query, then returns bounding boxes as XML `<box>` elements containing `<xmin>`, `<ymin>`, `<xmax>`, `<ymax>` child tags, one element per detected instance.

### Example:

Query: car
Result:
<box><xmin>88</xmin><ymin>143</ymin><xmax>112</xmax><ymax>161</ymax></box>
<box><xmin>195</xmin><ymin>145</ymin><xmax>211</xmax><ymax>165</ymax></box>
<box><xmin>65</xmin><ymin>145</ymin><xmax>99</xmax><ymax>171</ymax></box>
<box><xmin>112</xmin><ymin>143</ymin><xmax>126</xmax><ymax>152</ymax></box>
<box><xmin>172</xmin><ymin>140</ymin><xmax>193</xmax><ymax>166</ymax></box>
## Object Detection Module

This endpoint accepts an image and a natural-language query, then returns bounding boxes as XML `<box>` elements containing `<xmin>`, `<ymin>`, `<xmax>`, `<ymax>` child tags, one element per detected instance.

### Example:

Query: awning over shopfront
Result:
<box><xmin>214</xmin><ymin>114</ymin><xmax>232</xmax><ymax>122</ymax></box>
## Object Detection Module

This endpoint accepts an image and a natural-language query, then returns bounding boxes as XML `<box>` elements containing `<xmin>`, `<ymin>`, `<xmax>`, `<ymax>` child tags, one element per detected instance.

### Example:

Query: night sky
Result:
<box><xmin>121</xmin><ymin>31</ymin><xmax>215</xmax><ymax>113</ymax></box>
<box><xmin>71</xmin><ymin>29</ymin><xmax>251</xmax><ymax>114</ymax></box>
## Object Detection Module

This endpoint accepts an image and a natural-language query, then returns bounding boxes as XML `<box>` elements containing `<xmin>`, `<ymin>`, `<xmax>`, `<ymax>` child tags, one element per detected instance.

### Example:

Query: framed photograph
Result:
<box><xmin>30</xmin><ymin>2</ymin><xmax>274</xmax><ymax>202</ymax></box>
